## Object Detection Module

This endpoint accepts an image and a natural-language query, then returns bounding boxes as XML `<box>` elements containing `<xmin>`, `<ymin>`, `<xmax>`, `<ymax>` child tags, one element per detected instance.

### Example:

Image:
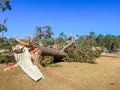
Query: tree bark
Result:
<box><xmin>40</xmin><ymin>35</ymin><xmax>75</xmax><ymax>57</ymax></box>
<box><xmin>1</xmin><ymin>47</ymin><xmax>66</xmax><ymax>57</ymax></box>
<box><xmin>40</xmin><ymin>46</ymin><xmax>66</xmax><ymax>57</ymax></box>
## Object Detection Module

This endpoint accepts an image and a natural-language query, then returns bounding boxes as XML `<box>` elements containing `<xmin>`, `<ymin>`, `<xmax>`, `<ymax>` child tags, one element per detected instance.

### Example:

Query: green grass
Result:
<box><xmin>0</xmin><ymin>56</ymin><xmax>120</xmax><ymax>90</ymax></box>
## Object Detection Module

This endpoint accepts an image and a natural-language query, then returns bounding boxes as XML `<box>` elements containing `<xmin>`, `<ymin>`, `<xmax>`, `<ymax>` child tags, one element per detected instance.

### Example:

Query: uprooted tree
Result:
<box><xmin>12</xmin><ymin>35</ymin><xmax>75</xmax><ymax>66</ymax></box>
<box><xmin>0</xmin><ymin>24</ymin><xmax>102</xmax><ymax>66</ymax></box>
<box><xmin>0</xmin><ymin>30</ymin><xmax>103</xmax><ymax>66</ymax></box>
<box><xmin>11</xmin><ymin>31</ymin><xmax>102</xmax><ymax>67</ymax></box>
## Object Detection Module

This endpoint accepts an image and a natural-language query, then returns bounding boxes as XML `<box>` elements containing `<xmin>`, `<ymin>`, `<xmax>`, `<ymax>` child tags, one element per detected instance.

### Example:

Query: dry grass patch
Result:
<box><xmin>0</xmin><ymin>55</ymin><xmax>120</xmax><ymax>90</ymax></box>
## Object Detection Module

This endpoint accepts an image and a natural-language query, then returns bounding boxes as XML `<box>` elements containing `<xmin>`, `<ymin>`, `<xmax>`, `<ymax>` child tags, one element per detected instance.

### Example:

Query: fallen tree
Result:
<box><xmin>1</xmin><ymin>34</ymin><xmax>101</xmax><ymax>65</ymax></box>
<box><xmin>0</xmin><ymin>35</ymin><xmax>75</xmax><ymax>65</ymax></box>
<box><xmin>11</xmin><ymin>35</ymin><xmax>76</xmax><ymax>65</ymax></box>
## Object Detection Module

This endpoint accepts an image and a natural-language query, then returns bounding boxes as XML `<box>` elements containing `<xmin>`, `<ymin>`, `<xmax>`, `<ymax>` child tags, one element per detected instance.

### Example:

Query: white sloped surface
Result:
<box><xmin>14</xmin><ymin>47</ymin><xmax>44</xmax><ymax>81</ymax></box>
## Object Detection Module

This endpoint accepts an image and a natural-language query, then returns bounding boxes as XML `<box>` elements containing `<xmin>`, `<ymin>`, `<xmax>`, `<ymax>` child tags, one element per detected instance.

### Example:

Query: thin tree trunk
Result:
<box><xmin>2</xmin><ymin>31</ymin><xmax>4</xmax><ymax>38</ymax></box>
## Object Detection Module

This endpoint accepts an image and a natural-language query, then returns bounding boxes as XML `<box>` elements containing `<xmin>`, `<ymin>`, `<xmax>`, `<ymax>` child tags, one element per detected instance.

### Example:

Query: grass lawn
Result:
<box><xmin>0</xmin><ymin>55</ymin><xmax>120</xmax><ymax>90</ymax></box>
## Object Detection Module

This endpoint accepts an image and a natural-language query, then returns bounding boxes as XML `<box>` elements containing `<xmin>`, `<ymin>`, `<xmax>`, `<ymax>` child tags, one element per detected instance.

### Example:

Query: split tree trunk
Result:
<box><xmin>14</xmin><ymin>35</ymin><xmax>75</xmax><ymax>58</ymax></box>
<box><xmin>2</xmin><ymin>35</ymin><xmax>75</xmax><ymax>60</ymax></box>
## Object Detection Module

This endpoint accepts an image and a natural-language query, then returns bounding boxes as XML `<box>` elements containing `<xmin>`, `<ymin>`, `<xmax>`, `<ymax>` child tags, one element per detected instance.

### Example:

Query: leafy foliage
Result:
<box><xmin>104</xmin><ymin>34</ymin><xmax>120</xmax><ymax>51</ymax></box>
<box><xmin>0</xmin><ymin>0</ymin><xmax>13</xmax><ymax>64</ymax></box>
<box><xmin>0</xmin><ymin>38</ymin><xmax>17</xmax><ymax>64</ymax></box>
<box><xmin>0</xmin><ymin>38</ymin><xmax>11</xmax><ymax>49</ymax></box>
<box><xmin>0</xmin><ymin>55</ymin><xmax>15</xmax><ymax>64</ymax></box>
<box><xmin>32</xmin><ymin>28</ymin><xmax>120</xmax><ymax>65</ymax></box>
<box><xmin>65</xmin><ymin>33</ymin><xmax>100</xmax><ymax>64</ymax></box>
<box><xmin>0</xmin><ymin>0</ymin><xmax>11</xmax><ymax>38</ymax></box>
<box><xmin>0</xmin><ymin>18</ymin><xmax>8</xmax><ymax>38</ymax></box>
<box><xmin>0</xmin><ymin>24</ymin><xmax>7</xmax><ymax>32</ymax></box>
<box><xmin>0</xmin><ymin>0</ymin><xmax>11</xmax><ymax>12</ymax></box>
<box><xmin>32</xmin><ymin>25</ymin><xmax>54</xmax><ymax>46</ymax></box>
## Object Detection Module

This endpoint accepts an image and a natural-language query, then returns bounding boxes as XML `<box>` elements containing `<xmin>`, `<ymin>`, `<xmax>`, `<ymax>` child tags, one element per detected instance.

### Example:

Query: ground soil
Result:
<box><xmin>0</xmin><ymin>53</ymin><xmax>120</xmax><ymax>90</ymax></box>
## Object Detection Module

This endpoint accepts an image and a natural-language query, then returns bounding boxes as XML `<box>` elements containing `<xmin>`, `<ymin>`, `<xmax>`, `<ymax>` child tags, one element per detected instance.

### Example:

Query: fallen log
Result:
<box><xmin>1</xmin><ymin>35</ymin><xmax>75</xmax><ymax>63</ymax></box>
<box><xmin>14</xmin><ymin>35</ymin><xmax>75</xmax><ymax>57</ymax></box>
<box><xmin>37</xmin><ymin>35</ymin><xmax>75</xmax><ymax>57</ymax></box>
<box><xmin>0</xmin><ymin>47</ymin><xmax>66</xmax><ymax>57</ymax></box>
<box><xmin>40</xmin><ymin>46</ymin><xmax>66</xmax><ymax>57</ymax></box>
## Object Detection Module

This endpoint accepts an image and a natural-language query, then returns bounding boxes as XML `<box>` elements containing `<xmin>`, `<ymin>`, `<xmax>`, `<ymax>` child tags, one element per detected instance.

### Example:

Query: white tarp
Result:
<box><xmin>14</xmin><ymin>46</ymin><xmax>44</xmax><ymax>81</ymax></box>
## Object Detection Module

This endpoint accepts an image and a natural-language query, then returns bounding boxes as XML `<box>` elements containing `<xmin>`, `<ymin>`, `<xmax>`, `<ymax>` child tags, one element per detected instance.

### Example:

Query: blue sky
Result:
<box><xmin>0</xmin><ymin>0</ymin><xmax>120</xmax><ymax>38</ymax></box>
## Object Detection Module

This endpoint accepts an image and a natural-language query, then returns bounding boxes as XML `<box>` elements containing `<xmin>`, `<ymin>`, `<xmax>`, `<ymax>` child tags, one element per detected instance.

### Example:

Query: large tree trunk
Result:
<box><xmin>40</xmin><ymin>46</ymin><xmax>66</xmax><ymax>57</ymax></box>
<box><xmin>40</xmin><ymin>35</ymin><xmax>75</xmax><ymax>57</ymax></box>
<box><xmin>1</xmin><ymin>47</ymin><xmax>66</xmax><ymax>57</ymax></box>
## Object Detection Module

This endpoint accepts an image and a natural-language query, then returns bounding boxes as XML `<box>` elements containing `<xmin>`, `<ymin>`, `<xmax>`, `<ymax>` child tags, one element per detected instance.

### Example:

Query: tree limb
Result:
<box><xmin>62</xmin><ymin>35</ymin><xmax>76</xmax><ymax>51</ymax></box>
